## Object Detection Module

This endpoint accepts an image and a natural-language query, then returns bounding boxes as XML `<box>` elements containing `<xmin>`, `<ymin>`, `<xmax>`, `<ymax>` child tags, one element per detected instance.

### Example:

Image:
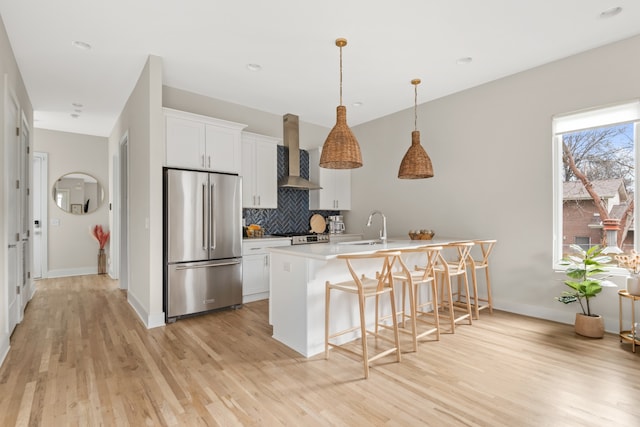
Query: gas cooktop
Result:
<box><xmin>271</xmin><ymin>232</ymin><xmax>330</xmax><ymax>245</ymax></box>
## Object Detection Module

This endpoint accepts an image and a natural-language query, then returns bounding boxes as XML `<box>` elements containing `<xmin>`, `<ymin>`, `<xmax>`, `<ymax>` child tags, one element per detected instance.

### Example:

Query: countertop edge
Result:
<box><xmin>268</xmin><ymin>237</ymin><xmax>472</xmax><ymax>261</ymax></box>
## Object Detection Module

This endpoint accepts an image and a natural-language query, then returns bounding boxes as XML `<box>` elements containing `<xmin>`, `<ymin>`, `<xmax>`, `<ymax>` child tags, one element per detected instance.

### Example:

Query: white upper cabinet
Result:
<box><xmin>164</xmin><ymin>108</ymin><xmax>246</xmax><ymax>173</ymax></box>
<box><xmin>308</xmin><ymin>147</ymin><xmax>351</xmax><ymax>210</ymax></box>
<box><xmin>241</xmin><ymin>132</ymin><xmax>279</xmax><ymax>209</ymax></box>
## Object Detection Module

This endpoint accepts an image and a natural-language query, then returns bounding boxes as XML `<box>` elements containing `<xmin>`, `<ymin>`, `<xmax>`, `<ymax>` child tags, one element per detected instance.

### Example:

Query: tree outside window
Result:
<box><xmin>561</xmin><ymin>123</ymin><xmax>635</xmax><ymax>258</ymax></box>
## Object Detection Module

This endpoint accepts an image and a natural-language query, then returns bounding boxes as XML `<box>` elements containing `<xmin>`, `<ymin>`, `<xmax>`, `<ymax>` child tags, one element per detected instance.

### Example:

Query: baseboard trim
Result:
<box><xmin>46</xmin><ymin>267</ymin><xmax>97</xmax><ymax>278</ymax></box>
<box><xmin>127</xmin><ymin>291</ymin><xmax>165</xmax><ymax>329</ymax></box>
<box><xmin>494</xmin><ymin>300</ymin><xmax>618</xmax><ymax>334</ymax></box>
<box><xmin>0</xmin><ymin>333</ymin><xmax>10</xmax><ymax>369</ymax></box>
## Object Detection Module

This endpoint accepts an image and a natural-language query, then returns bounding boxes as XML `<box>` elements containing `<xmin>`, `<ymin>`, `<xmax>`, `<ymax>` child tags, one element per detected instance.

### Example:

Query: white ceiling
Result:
<box><xmin>1</xmin><ymin>1</ymin><xmax>640</xmax><ymax>137</ymax></box>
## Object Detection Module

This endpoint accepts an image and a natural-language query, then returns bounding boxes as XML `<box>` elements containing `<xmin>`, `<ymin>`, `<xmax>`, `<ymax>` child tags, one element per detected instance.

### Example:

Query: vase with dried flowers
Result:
<box><xmin>615</xmin><ymin>251</ymin><xmax>640</xmax><ymax>296</ymax></box>
<box><xmin>92</xmin><ymin>225</ymin><xmax>110</xmax><ymax>274</ymax></box>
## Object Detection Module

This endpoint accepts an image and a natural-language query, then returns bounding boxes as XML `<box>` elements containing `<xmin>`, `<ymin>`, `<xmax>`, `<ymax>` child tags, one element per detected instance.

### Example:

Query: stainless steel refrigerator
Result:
<box><xmin>163</xmin><ymin>168</ymin><xmax>243</xmax><ymax>322</ymax></box>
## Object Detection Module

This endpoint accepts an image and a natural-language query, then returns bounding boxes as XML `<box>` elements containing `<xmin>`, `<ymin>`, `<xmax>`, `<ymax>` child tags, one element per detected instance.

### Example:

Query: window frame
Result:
<box><xmin>552</xmin><ymin>101</ymin><xmax>640</xmax><ymax>272</ymax></box>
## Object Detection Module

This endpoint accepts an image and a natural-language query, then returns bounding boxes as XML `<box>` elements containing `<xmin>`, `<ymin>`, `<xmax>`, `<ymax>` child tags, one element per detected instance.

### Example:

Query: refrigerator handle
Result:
<box><xmin>202</xmin><ymin>182</ymin><xmax>207</xmax><ymax>250</ymax></box>
<box><xmin>210</xmin><ymin>182</ymin><xmax>216</xmax><ymax>250</ymax></box>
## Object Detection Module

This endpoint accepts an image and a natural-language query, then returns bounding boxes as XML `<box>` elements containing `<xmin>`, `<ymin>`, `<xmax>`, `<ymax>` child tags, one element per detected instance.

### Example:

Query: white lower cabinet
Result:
<box><xmin>242</xmin><ymin>238</ymin><xmax>291</xmax><ymax>303</ymax></box>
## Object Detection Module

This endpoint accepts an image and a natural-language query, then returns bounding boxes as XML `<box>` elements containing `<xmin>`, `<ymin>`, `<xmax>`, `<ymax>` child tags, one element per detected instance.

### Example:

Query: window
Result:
<box><xmin>574</xmin><ymin>236</ymin><xmax>591</xmax><ymax>251</ymax></box>
<box><xmin>553</xmin><ymin>101</ymin><xmax>640</xmax><ymax>266</ymax></box>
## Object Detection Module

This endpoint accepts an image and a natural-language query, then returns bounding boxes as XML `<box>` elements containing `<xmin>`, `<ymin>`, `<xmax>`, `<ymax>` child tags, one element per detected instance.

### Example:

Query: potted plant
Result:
<box><xmin>556</xmin><ymin>244</ymin><xmax>616</xmax><ymax>338</ymax></box>
<box><xmin>615</xmin><ymin>251</ymin><xmax>640</xmax><ymax>296</ymax></box>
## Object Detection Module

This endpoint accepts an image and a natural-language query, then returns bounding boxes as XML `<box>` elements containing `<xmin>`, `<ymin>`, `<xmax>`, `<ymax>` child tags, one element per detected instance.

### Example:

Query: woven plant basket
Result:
<box><xmin>320</xmin><ymin>106</ymin><xmax>362</xmax><ymax>169</ymax></box>
<box><xmin>575</xmin><ymin>313</ymin><xmax>604</xmax><ymax>338</ymax></box>
<box><xmin>398</xmin><ymin>131</ymin><xmax>434</xmax><ymax>179</ymax></box>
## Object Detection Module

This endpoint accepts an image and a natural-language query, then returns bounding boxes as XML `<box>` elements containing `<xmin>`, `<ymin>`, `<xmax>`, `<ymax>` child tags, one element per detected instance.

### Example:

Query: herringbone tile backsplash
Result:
<box><xmin>243</xmin><ymin>146</ymin><xmax>337</xmax><ymax>234</ymax></box>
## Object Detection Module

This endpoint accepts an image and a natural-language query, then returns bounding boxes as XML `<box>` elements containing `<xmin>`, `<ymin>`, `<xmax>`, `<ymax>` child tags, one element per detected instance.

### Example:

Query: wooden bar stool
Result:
<box><xmin>388</xmin><ymin>246</ymin><xmax>442</xmax><ymax>352</ymax></box>
<box><xmin>325</xmin><ymin>252</ymin><xmax>402</xmax><ymax>379</ymax></box>
<box><xmin>465</xmin><ymin>239</ymin><xmax>497</xmax><ymax>319</ymax></box>
<box><xmin>432</xmin><ymin>242</ymin><xmax>474</xmax><ymax>333</ymax></box>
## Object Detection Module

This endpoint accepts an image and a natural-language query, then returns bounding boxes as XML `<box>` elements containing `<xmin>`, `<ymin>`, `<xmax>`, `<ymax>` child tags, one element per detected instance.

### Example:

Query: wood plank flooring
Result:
<box><xmin>1</xmin><ymin>275</ymin><xmax>639</xmax><ymax>426</ymax></box>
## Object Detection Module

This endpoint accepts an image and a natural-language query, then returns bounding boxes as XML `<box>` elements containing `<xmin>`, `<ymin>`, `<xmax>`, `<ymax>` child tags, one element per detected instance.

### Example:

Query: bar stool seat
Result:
<box><xmin>325</xmin><ymin>252</ymin><xmax>402</xmax><ymax>379</ymax></box>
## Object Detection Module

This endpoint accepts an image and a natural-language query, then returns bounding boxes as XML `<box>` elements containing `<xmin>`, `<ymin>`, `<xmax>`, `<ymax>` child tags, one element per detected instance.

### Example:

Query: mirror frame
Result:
<box><xmin>52</xmin><ymin>172</ymin><xmax>104</xmax><ymax>215</ymax></box>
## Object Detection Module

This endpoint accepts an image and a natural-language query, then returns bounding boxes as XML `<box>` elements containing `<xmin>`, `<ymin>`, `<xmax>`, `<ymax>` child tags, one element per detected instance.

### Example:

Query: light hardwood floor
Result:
<box><xmin>1</xmin><ymin>275</ymin><xmax>639</xmax><ymax>426</ymax></box>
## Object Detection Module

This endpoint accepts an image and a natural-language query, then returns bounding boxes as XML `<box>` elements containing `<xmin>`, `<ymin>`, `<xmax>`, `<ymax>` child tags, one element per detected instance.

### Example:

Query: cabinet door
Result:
<box><xmin>332</xmin><ymin>169</ymin><xmax>351</xmax><ymax>210</ymax></box>
<box><xmin>206</xmin><ymin>124</ymin><xmax>242</xmax><ymax>173</ymax></box>
<box><xmin>254</xmin><ymin>140</ymin><xmax>278</xmax><ymax>208</ymax></box>
<box><xmin>241</xmin><ymin>134</ymin><xmax>278</xmax><ymax>209</ymax></box>
<box><xmin>166</xmin><ymin>116</ymin><xmax>205</xmax><ymax>169</ymax></box>
<box><xmin>316</xmin><ymin>167</ymin><xmax>336</xmax><ymax>209</ymax></box>
<box><xmin>309</xmin><ymin>147</ymin><xmax>352</xmax><ymax>210</ymax></box>
<box><xmin>241</xmin><ymin>138</ymin><xmax>257</xmax><ymax>208</ymax></box>
<box><xmin>242</xmin><ymin>253</ymin><xmax>269</xmax><ymax>296</ymax></box>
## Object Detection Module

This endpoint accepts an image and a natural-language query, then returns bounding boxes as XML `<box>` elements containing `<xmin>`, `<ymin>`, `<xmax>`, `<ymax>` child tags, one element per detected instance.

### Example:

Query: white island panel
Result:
<box><xmin>269</xmin><ymin>238</ymin><xmax>469</xmax><ymax>357</ymax></box>
<box><xmin>270</xmin><ymin>252</ymin><xmax>392</xmax><ymax>357</ymax></box>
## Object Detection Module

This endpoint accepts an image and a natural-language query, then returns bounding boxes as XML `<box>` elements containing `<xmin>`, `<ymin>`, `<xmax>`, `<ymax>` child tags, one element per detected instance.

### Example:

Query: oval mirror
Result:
<box><xmin>52</xmin><ymin>172</ymin><xmax>104</xmax><ymax>214</ymax></box>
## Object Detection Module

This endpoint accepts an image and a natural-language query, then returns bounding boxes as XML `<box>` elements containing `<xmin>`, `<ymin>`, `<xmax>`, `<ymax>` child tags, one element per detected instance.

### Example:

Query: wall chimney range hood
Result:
<box><xmin>278</xmin><ymin>113</ymin><xmax>322</xmax><ymax>190</ymax></box>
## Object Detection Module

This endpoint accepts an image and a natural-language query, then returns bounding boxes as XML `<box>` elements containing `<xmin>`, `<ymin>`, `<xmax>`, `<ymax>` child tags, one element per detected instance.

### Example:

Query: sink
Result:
<box><xmin>337</xmin><ymin>239</ymin><xmax>383</xmax><ymax>246</ymax></box>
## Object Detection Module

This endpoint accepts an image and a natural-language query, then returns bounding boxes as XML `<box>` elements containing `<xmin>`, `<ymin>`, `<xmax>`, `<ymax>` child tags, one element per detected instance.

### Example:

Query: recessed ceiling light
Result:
<box><xmin>456</xmin><ymin>57</ymin><xmax>473</xmax><ymax>65</ymax></box>
<box><xmin>72</xmin><ymin>40</ymin><xmax>92</xmax><ymax>50</ymax></box>
<box><xmin>600</xmin><ymin>7</ymin><xmax>622</xmax><ymax>19</ymax></box>
<box><xmin>352</xmin><ymin>101</ymin><xmax>363</xmax><ymax>107</ymax></box>
<box><xmin>246</xmin><ymin>63</ymin><xmax>262</xmax><ymax>72</ymax></box>
<box><xmin>72</xmin><ymin>102</ymin><xmax>83</xmax><ymax>108</ymax></box>
<box><xmin>71</xmin><ymin>113</ymin><xmax>80</xmax><ymax>118</ymax></box>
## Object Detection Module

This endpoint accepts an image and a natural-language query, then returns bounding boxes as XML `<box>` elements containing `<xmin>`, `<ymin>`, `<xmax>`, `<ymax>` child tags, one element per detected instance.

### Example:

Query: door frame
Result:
<box><xmin>32</xmin><ymin>152</ymin><xmax>48</xmax><ymax>280</ymax></box>
<box><xmin>112</xmin><ymin>132</ymin><xmax>129</xmax><ymax>290</ymax></box>
<box><xmin>19</xmin><ymin>110</ymin><xmax>31</xmax><ymax>308</ymax></box>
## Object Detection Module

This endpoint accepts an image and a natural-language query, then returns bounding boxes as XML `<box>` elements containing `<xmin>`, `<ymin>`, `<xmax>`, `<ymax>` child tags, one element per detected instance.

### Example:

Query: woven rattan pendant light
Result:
<box><xmin>398</xmin><ymin>79</ymin><xmax>434</xmax><ymax>179</ymax></box>
<box><xmin>319</xmin><ymin>38</ymin><xmax>363</xmax><ymax>169</ymax></box>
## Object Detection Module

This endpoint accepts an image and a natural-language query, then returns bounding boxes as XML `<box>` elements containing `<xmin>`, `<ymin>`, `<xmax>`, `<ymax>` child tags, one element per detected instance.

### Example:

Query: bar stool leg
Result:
<box><xmin>325</xmin><ymin>282</ymin><xmax>331</xmax><ymax>359</ymax></box>
<box><xmin>358</xmin><ymin>293</ymin><xmax>370</xmax><ymax>379</ymax></box>
<box><xmin>484</xmin><ymin>264</ymin><xmax>494</xmax><ymax>314</ymax></box>
<box><xmin>468</xmin><ymin>265</ymin><xmax>479</xmax><ymax>319</ymax></box>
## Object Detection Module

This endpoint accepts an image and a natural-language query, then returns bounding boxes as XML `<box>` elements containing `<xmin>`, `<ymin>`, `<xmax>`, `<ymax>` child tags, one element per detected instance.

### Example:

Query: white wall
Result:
<box><xmin>33</xmin><ymin>129</ymin><xmax>109</xmax><ymax>277</ymax></box>
<box><xmin>0</xmin><ymin>15</ymin><xmax>32</xmax><ymax>366</ymax></box>
<box><xmin>347</xmin><ymin>34</ymin><xmax>640</xmax><ymax>332</ymax></box>
<box><xmin>108</xmin><ymin>55</ymin><xmax>164</xmax><ymax>328</ymax></box>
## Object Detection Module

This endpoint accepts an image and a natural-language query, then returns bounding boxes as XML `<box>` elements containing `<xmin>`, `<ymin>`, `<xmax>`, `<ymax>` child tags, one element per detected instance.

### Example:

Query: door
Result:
<box><xmin>167</xmin><ymin>258</ymin><xmax>242</xmax><ymax>318</ymax></box>
<box><xmin>206</xmin><ymin>124</ymin><xmax>241</xmax><ymax>173</ymax></box>
<box><xmin>254</xmin><ymin>140</ymin><xmax>277</xmax><ymax>208</ymax></box>
<box><xmin>19</xmin><ymin>114</ymin><xmax>30</xmax><ymax>311</ymax></box>
<box><xmin>166</xmin><ymin>115</ymin><xmax>205</xmax><ymax>170</ymax></box>
<box><xmin>5</xmin><ymin>86</ymin><xmax>20</xmax><ymax>332</ymax></box>
<box><xmin>32</xmin><ymin>152</ymin><xmax>47</xmax><ymax>279</ymax></box>
<box><xmin>242</xmin><ymin>253</ymin><xmax>268</xmax><ymax>296</ymax></box>
<box><xmin>209</xmin><ymin>173</ymin><xmax>242</xmax><ymax>260</ymax></box>
<box><xmin>166</xmin><ymin>169</ymin><xmax>210</xmax><ymax>263</ymax></box>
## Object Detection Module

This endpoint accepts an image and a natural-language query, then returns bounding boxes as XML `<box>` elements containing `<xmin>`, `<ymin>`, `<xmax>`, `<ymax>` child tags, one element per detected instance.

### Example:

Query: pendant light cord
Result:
<box><xmin>414</xmin><ymin>83</ymin><xmax>418</xmax><ymax>132</ymax></box>
<box><xmin>339</xmin><ymin>44</ymin><xmax>343</xmax><ymax>106</ymax></box>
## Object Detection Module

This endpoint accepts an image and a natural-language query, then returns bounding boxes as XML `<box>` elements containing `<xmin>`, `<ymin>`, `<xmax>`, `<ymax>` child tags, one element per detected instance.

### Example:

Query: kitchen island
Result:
<box><xmin>269</xmin><ymin>238</ymin><xmax>468</xmax><ymax>357</ymax></box>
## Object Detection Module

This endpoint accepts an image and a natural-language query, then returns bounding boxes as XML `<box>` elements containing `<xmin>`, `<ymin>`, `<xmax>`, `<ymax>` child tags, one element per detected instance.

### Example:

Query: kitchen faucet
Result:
<box><xmin>366</xmin><ymin>210</ymin><xmax>387</xmax><ymax>243</ymax></box>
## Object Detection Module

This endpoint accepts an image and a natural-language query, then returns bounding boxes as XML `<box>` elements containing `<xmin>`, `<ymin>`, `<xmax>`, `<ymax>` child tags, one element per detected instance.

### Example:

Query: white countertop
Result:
<box><xmin>268</xmin><ymin>237</ymin><xmax>471</xmax><ymax>260</ymax></box>
<box><xmin>243</xmin><ymin>235</ymin><xmax>292</xmax><ymax>243</ymax></box>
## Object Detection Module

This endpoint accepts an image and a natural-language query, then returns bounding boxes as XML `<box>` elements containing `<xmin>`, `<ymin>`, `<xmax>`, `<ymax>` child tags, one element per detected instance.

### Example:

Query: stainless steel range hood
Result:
<box><xmin>278</xmin><ymin>113</ymin><xmax>322</xmax><ymax>190</ymax></box>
